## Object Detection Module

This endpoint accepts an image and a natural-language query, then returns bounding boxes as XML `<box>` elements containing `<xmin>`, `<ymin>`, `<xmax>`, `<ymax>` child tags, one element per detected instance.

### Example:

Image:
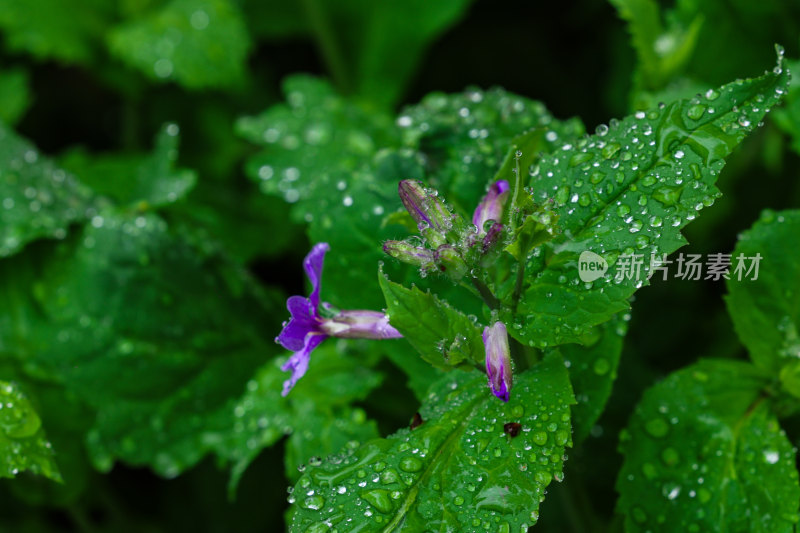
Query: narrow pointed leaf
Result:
<box><xmin>0</xmin><ymin>381</ymin><xmax>61</xmax><ymax>482</ymax></box>
<box><xmin>506</xmin><ymin>51</ymin><xmax>790</xmax><ymax>348</ymax></box>
<box><xmin>379</xmin><ymin>271</ymin><xmax>484</xmax><ymax>369</ymax></box>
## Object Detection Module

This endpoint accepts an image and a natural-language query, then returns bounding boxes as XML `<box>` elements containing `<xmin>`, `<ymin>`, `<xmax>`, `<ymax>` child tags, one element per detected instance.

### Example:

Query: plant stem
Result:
<box><xmin>471</xmin><ymin>277</ymin><xmax>500</xmax><ymax>310</ymax></box>
<box><xmin>509</xmin><ymin>149</ymin><xmax>522</xmax><ymax>234</ymax></box>
<box><xmin>511</xmin><ymin>256</ymin><xmax>526</xmax><ymax>313</ymax></box>
<box><xmin>301</xmin><ymin>0</ymin><xmax>351</xmax><ymax>94</ymax></box>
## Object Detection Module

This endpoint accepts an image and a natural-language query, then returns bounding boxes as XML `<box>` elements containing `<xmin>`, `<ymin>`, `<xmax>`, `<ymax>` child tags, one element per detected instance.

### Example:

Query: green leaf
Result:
<box><xmin>289</xmin><ymin>353</ymin><xmax>575</xmax><ymax>531</ymax></box>
<box><xmin>344</xmin><ymin>0</ymin><xmax>475</xmax><ymax>108</ymax></box>
<box><xmin>379</xmin><ymin>270</ymin><xmax>484</xmax><ymax>370</ymax></box>
<box><xmin>238</xmin><ymin>76</ymin><xmax>410</xmax><ymax>308</ymax></box>
<box><xmin>779</xmin><ymin>360</ymin><xmax>800</xmax><ymax>401</ymax></box>
<box><xmin>305</xmin><ymin>149</ymin><xmax>424</xmax><ymax>310</ymax></box>
<box><xmin>211</xmin><ymin>343</ymin><xmax>383</xmax><ymax>493</ymax></box>
<box><xmin>631</xmin><ymin>77</ymin><xmax>711</xmax><ymax>113</ymax></box>
<box><xmin>726</xmin><ymin>209</ymin><xmax>800</xmax><ymax>373</ymax></box>
<box><xmin>7</xmin><ymin>381</ymin><xmax>94</xmax><ymax>505</ymax></box>
<box><xmin>170</xmin><ymin>182</ymin><xmax>301</xmax><ymax>262</ymax></box>
<box><xmin>0</xmin><ymin>381</ymin><xmax>61</xmax><ymax>482</ymax></box>
<box><xmin>236</xmin><ymin>75</ymin><xmax>395</xmax><ymax>217</ymax></box>
<box><xmin>108</xmin><ymin>0</ymin><xmax>251</xmax><ymax>89</ymax></box>
<box><xmin>772</xmin><ymin>59</ymin><xmax>800</xmax><ymax>156</ymax></box>
<box><xmin>398</xmin><ymin>88</ymin><xmax>585</xmax><ymax>212</ymax></box>
<box><xmin>671</xmin><ymin>0</ymin><xmax>800</xmax><ymax>87</ymax></box>
<box><xmin>0</xmin><ymin>121</ymin><xmax>96</xmax><ymax>258</ymax></box>
<box><xmin>0</xmin><ymin>68</ymin><xmax>32</xmax><ymax>126</ymax></box>
<box><xmin>610</xmin><ymin>0</ymin><xmax>703</xmax><ymax>93</ymax></box>
<box><xmin>2</xmin><ymin>210</ymin><xmax>277</xmax><ymax>478</ymax></box>
<box><xmin>0</xmin><ymin>0</ymin><xmax>113</xmax><ymax>64</ymax></box>
<box><xmin>558</xmin><ymin>314</ymin><xmax>628</xmax><ymax>443</ymax></box>
<box><xmin>60</xmin><ymin>123</ymin><xmax>197</xmax><ymax>208</ymax></box>
<box><xmin>616</xmin><ymin>359</ymin><xmax>800</xmax><ymax>532</ymax></box>
<box><xmin>237</xmin><ymin>82</ymin><xmax>585</xmax><ymax>312</ymax></box>
<box><xmin>506</xmin><ymin>50</ymin><xmax>790</xmax><ymax>348</ymax></box>
<box><xmin>240</xmin><ymin>0</ymin><xmax>473</xmax><ymax>107</ymax></box>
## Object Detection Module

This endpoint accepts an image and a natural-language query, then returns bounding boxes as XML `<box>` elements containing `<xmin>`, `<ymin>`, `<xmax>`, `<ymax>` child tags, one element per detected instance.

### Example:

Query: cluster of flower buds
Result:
<box><xmin>383</xmin><ymin>179</ymin><xmax>510</xmax><ymax>281</ymax></box>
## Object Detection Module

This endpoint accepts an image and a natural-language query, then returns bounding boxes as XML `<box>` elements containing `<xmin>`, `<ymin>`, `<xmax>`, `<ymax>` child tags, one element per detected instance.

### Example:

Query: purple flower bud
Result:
<box><xmin>433</xmin><ymin>244</ymin><xmax>468</xmax><ymax>281</ymax></box>
<box><xmin>398</xmin><ymin>180</ymin><xmax>429</xmax><ymax>224</ymax></box>
<box><xmin>383</xmin><ymin>240</ymin><xmax>435</xmax><ymax>268</ymax></box>
<box><xmin>483</xmin><ymin>321</ymin><xmax>513</xmax><ymax>402</ymax></box>
<box><xmin>398</xmin><ymin>180</ymin><xmax>451</xmax><ymax>233</ymax></box>
<box><xmin>473</xmin><ymin>180</ymin><xmax>510</xmax><ymax>235</ymax></box>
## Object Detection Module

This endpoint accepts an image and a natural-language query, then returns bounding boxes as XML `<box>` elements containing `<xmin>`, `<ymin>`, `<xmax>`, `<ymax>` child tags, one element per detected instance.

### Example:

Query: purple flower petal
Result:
<box><xmin>483</xmin><ymin>321</ymin><xmax>512</xmax><ymax>402</ymax></box>
<box><xmin>398</xmin><ymin>180</ymin><xmax>431</xmax><ymax>226</ymax></box>
<box><xmin>473</xmin><ymin>180</ymin><xmax>510</xmax><ymax>233</ymax></box>
<box><xmin>276</xmin><ymin>295</ymin><xmax>320</xmax><ymax>351</ymax></box>
<box><xmin>321</xmin><ymin>310</ymin><xmax>403</xmax><ymax>339</ymax></box>
<box><xmin>303</xmin><ymin>242</ymin><xmax>329</xmax><ymax>310</ymax></box>
<box><xmin>281</xmin><ymin>333</ymin><xmax>327</xmax><ymax>396</ymax></box>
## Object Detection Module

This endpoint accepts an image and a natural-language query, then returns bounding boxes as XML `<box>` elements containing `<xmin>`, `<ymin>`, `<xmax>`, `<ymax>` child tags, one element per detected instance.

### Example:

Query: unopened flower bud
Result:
<box><xmin>483</xmin><ymin>321</ymin><xmax>512</xmax><ymax>402</ymax></box>
<box><xmin>473</xmin><ymin>180</ymin><xmax>510</xmax><ymax>234</ymax></box>
<box><xmin>481</xmin><ymin>222</ymin><xmax>504</xmax><ymax>255</ymax></box>
<box><xmin>434</xmin><ymin>244</ymin><xmax>468</xmax><ymax>281</ymax></box>
<box><xmin>383</xmin><ymin>240</ymin><xmax>435</xmax><ymax>268</ymax></box>
<box><xmin>398</xmin><ymin>180</ymin><xmax>452</xmax><ymax>234</ymax></box>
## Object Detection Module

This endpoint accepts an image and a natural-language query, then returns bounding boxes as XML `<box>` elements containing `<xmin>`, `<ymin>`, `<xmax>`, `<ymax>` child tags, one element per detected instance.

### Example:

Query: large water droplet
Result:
<box><xmin>399</xmin><ymin>457</ymin><xmax>422</xmax><ymax>473</ymax></box>
<box><xmin>362</xmin><ymin>489</ymin><xmax>394</xmax><ymax>513</ymax></box>
<box><xmin>644</xmin><ymin>418</ymin><xmax>669</xmax><ymax>438</ymax></box>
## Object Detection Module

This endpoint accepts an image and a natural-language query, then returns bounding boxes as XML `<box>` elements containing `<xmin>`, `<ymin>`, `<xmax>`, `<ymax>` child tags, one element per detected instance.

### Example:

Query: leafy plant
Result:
<box><xmin>2</xmin><ymin>1</ymin><xmax>800</xmax><ymax>532</ymax></box>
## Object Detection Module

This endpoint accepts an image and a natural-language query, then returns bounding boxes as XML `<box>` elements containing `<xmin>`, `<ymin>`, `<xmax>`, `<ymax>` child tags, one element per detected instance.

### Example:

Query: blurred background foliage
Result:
<box><xmin>1</xmin><ymin>0</ymin><xmax>800</xmax><ymax>531</ymax></box>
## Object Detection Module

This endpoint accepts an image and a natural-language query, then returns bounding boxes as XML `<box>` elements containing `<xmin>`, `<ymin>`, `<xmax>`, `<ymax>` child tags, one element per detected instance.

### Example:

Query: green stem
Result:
<box><xmin>509</xmin><ymin>149</ymin><xmax>522</xmax><ymax>234</ymax></box>
<box><xmin>471</xmin><ymin>277</ymin><xmax>500</xmax><ymax>310</ymax></box>
<box><xmin>301</xmin><ymin>0</ymin><xmax>352</xmax><ymax>94</ymax></box>
<box><xmin>511</xmin><ymin>256</ymin><xmax>526</xmax><ymax>313</ymax></box>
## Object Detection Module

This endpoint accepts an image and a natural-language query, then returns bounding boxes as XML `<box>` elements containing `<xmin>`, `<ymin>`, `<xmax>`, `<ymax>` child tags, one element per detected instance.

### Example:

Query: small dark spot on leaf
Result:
<box><xmin>503</xmin><ymin>422</ymin><xmax>522</xmax><ymax>437</ymax></box>
<box><xmin>410</xmin><ymin>412</ymin><xmax>424</xmax><ymax>430</ymax></box>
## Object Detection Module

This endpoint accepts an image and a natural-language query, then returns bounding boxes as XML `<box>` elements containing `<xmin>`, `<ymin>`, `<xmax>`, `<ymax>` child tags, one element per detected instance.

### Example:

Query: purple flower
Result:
<box><xmin>473</xmin><ymin>180</ymin><xmax>510</xmax><ymax>235</ymax></box>
<box><xmin>483</xmin><ymin>321</ymin><xmax>513</xmax><ymax>402</ymax></box>
<box><xmin>276</xmin><ymin>243</ymin><xmax>402</xmax><ymax>396</ymax></box>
